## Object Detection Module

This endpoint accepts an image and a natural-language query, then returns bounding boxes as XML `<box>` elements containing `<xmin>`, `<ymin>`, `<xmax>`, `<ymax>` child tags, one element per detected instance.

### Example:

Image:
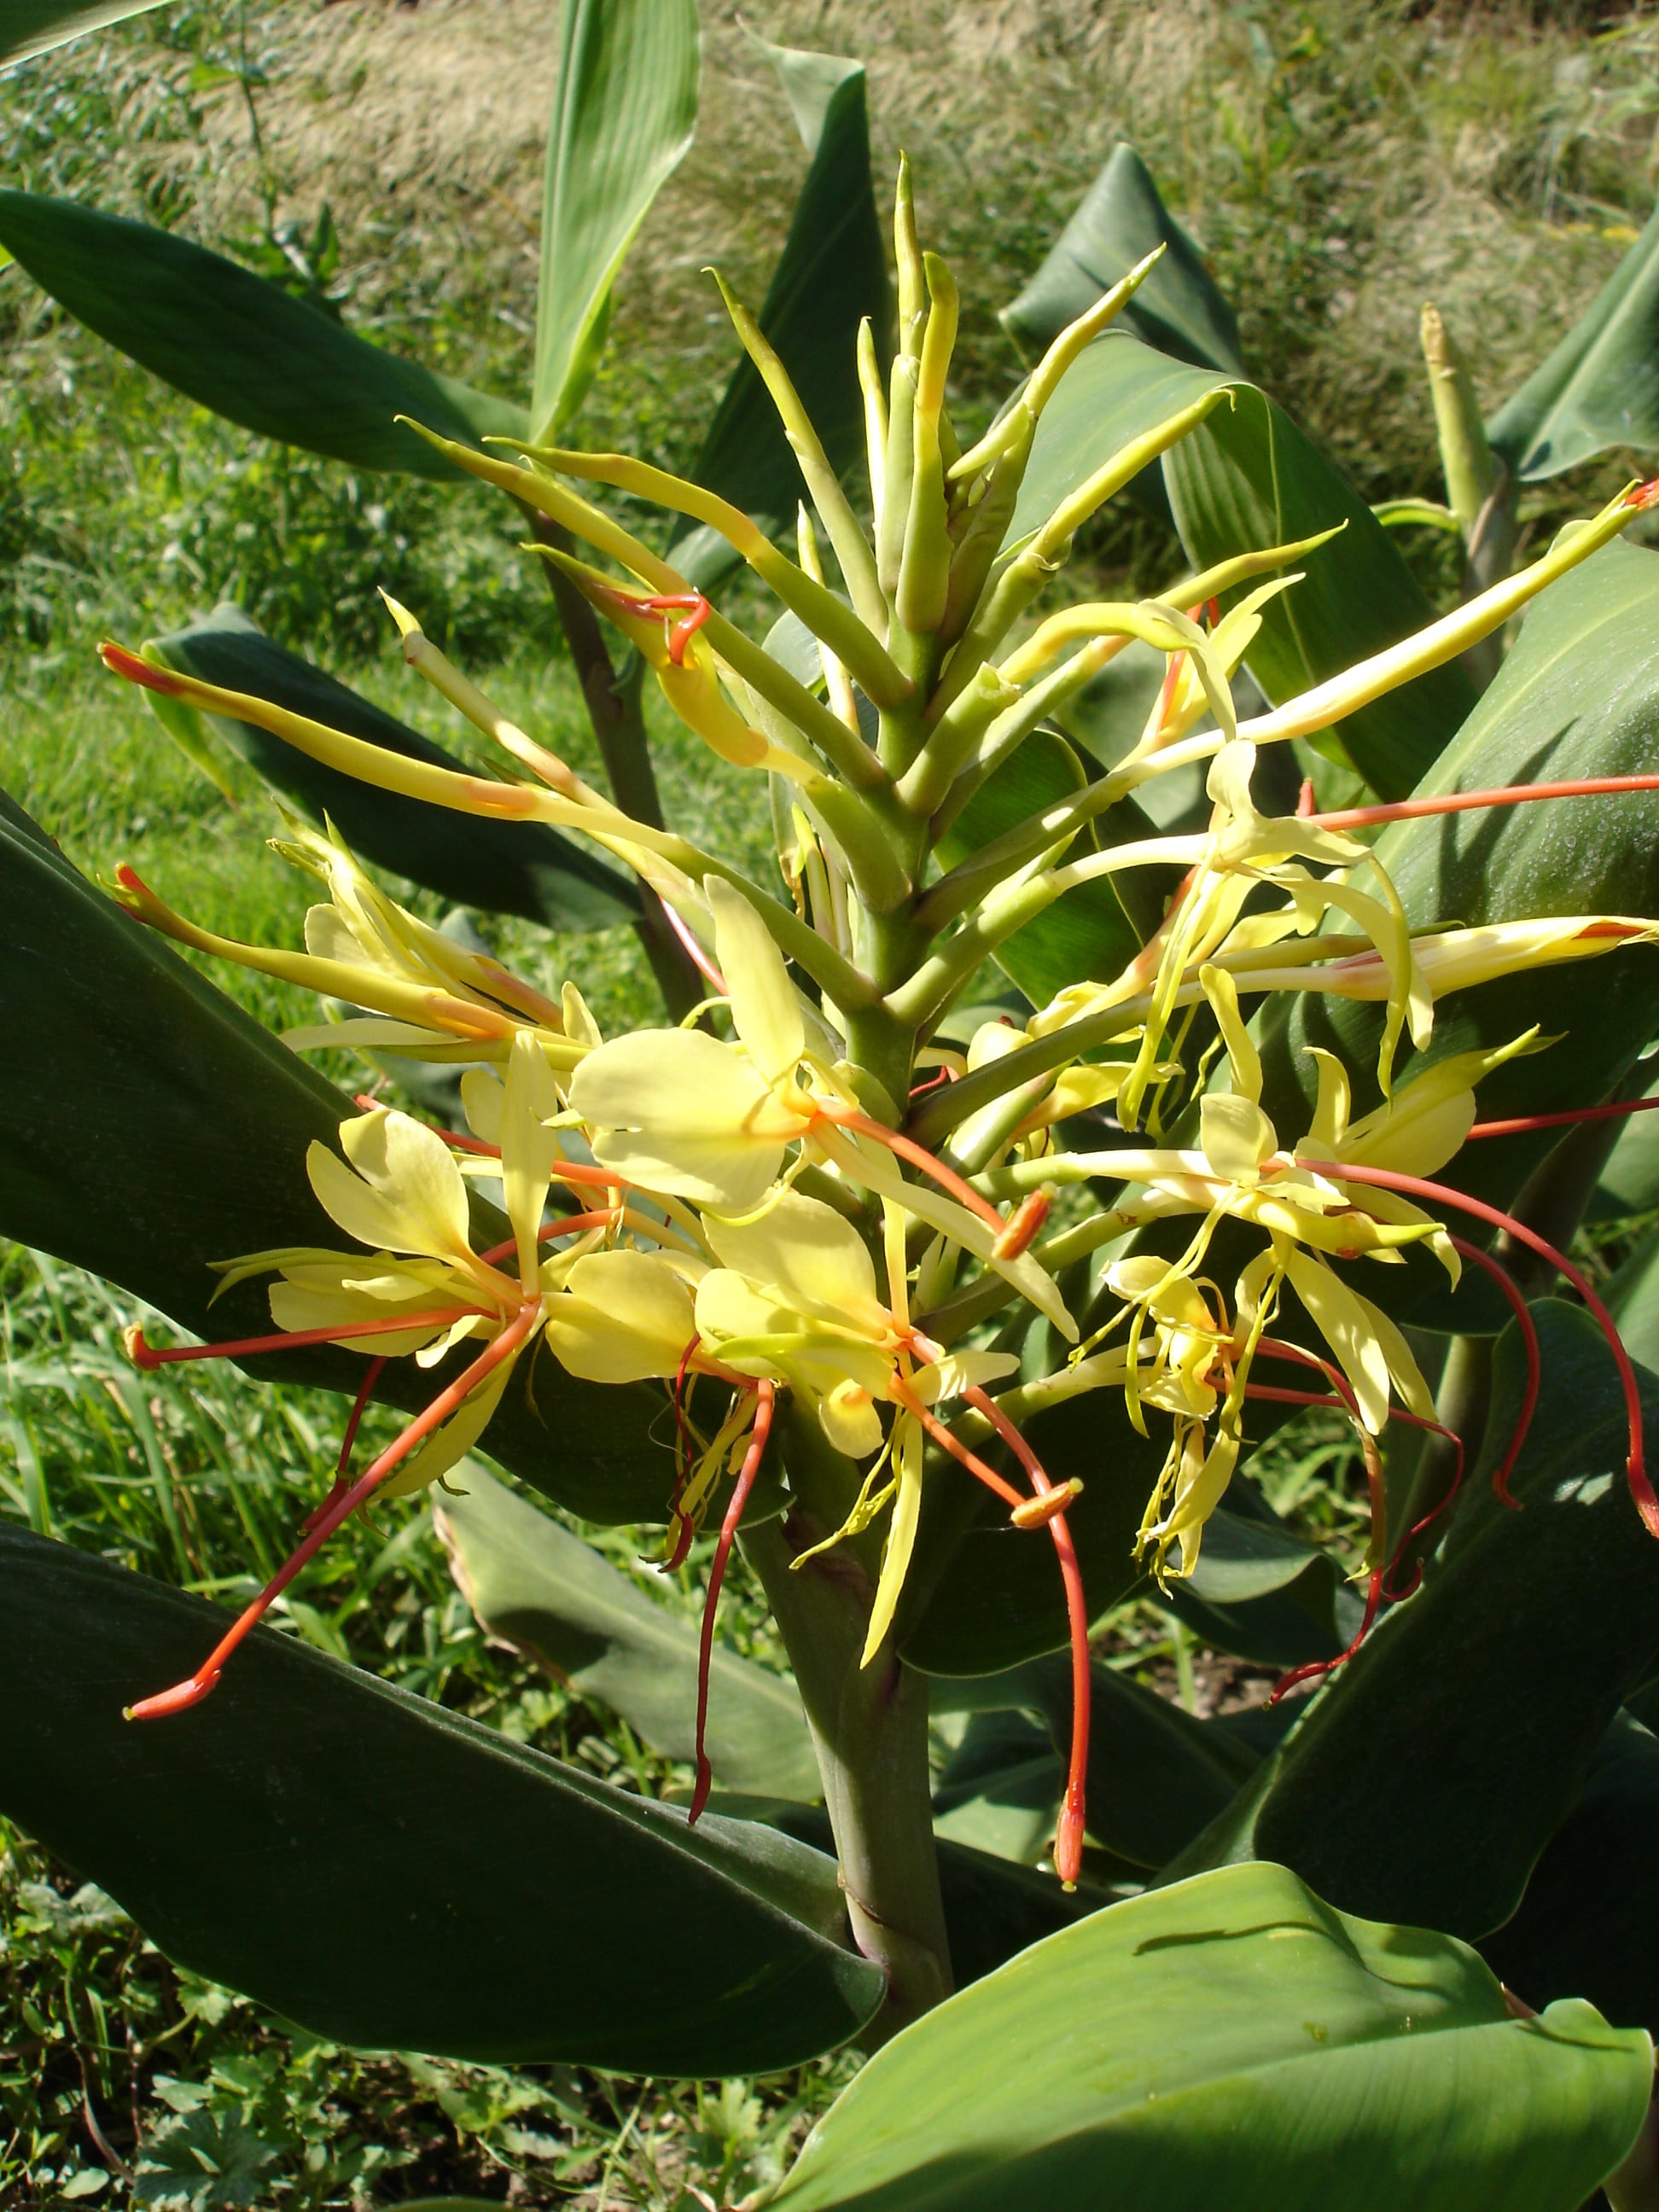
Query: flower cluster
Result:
<box><xmin>105</xmin><ymin>170</ymin><xmax>1659</xmax><ymax>1888</ymax></box>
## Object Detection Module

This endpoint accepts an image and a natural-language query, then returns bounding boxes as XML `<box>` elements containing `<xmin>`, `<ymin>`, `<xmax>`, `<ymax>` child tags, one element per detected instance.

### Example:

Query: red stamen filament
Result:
<box><xmin>1308</xmin><ymin>771</ymin><xmax>1659</xmax><ymax>836</ymax></box>
<box><xmin>1468</xmin><ymin>1092</ymin><xmax>1659</xmax><ymax>1141</ymax></box>
<box><xmin>1327</xmin><ymin>1163</ymin><xmax>1656</xmax><ymax>1536</ymax></box>
<box><xmin>689</xmin><ymin>1379</ymin><xmax>775</xmax><ymax>1824</ymax></box>
<box><xmin>126</xmin><ymin>1307</ymin><xmax>487</xmax><ymax>1369</ymax></box>
<box><xmin>304</xmin><ymin>1353</ymin><xmax>387</xmax><ymax>1532</ymax></box>
<box><xmin>962</xmin><ymin>1382</ymin><xmax>1091</xmax><ymax>1888</ymax></box>
<box><xmin>126</xmin><ymin>1299</ymin><xmax>544</xmax><ymax>1720</ymax></box>
<box><xmin>1448</xmin><ymin>1236</ymin><xmax>1538</xmax><ymax>1507</ymax></box>
<box><xmin>637</xmin><ymin>592</ymin><xmax>714</xmax><ymax>667</ymax></box>
<box><xmin>812</xmin><ymin>1099</ymin><xmax>1009</xmax><ymax>1236</ymax></box>
<box><xmin>663</xmin><ymin>901</ymin><xmax>727</xmax><ymax>992</ymax></box>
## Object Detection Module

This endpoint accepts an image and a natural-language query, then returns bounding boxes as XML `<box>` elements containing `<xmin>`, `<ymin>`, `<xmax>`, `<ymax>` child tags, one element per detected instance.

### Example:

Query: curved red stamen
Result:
<box><xmin>1309</xmin><ymin>771</ymin><xmax>1659</xmax><ymax>836</ymax></box>
<box><xmin>689</xmin><ymin>1380</ymin><xmax>773</xmax><ymax>1825</ymax></box>
<box><xmin>125</xmin><ymin>1307</ymin><xmax>486</xmax><ymax>1369</ymax></box>
<box><xmin>812</xmin><ymin>1099</ymin><xmax>1009</xmax><ymax>1236</ymax></box>
<box><xmin>1449</xmin><ymin>1235</ymin><xmax>1537</xmax><ymax>1507</ymax></box>
<box><xmin>475</xmin><ymin>1208</ymin><xmax>619</xmax><ymax>1275</ymax></box>
<box><xmin>962</xmin><ymin>1382</ymin><xmax>1091</xmax><ymax>1887</ymax></box>
<box><xmin>304</xmin><ymin>1353</ymin><xmax>388</xmax><ymax>1532</ymax></box>
<box><xmin>126</xmin><ymin>1300</ymin><xmax>543</xmax><ymax>1720</ymax></box>
<box><xmin>1468</xmin><ymin>1092</ymin><xmax>1659</xmax><ymax>1142</ymax></box>
<box><xmin>888</xmin><ymin>1379</ymin><xmax>1025</xmax><ymax>1509</ymax></box>
<box><xmin>1329</xmin><ymin>1163</ymin><xmax>1656</xmax><ymax>1536</ymax></box>
<box><xmin>637</xmin><ymin>592</ymin><xmax>713</xmax><ymax>667</ymax></box>
<box><xmin>1271</xmin><ymin>1417</ymin><xmax>1386</xmax><ymax>1704</ymax></box>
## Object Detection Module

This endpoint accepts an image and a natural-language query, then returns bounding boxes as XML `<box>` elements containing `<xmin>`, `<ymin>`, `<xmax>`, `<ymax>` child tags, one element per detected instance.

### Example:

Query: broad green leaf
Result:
<box><xmin>0</xmin><ymin>0</ymin><xmax>169</xmax><ymax>69</ymax></box>
<box><xmin>0</xmin><ymin>1527</ymin><xmax>882</xmax><ymax>2072</ymax></box>
<box><xmin>1173</xmin><ymin>1305</ymin><xmax>1659</xmax><ymax>1941</ymax></box>
<box><xmin>0</xmin><ymin>191</ymin><xmax>524</xmax><ymax>476</ymax></box>
<box><xmin>0</xmin><ymin>791</ymin><xmax>672</xmax><ymax>1523</ymax></box>
<box><xmin>532</xmin><ymin>0</ymin><xmax>699</xmax><ymax>442</ymax></box>
<box><xmin>1166</xmin><ymin>381</ymin><xmax>1479</xmax><ymax>799</ymax></box>
<box><xmin>1163</xmin><ymin>1497</ymin><xmax>1363</xmax><ymax>1670</ymax></box>
<box><xmin>934</xmin><ymin>729</ymin><xmax>1154</xmax><ymax>1005</ymax></box>
<box><xmin>149</xmin><ymin>607</ymin><xmax>637</xmax><ymax>931</ymax></box>
<box><xmin>1002</xmin><ymin>142</ymin><xmax>1244</xmax><ymax>375</ymax></box>
<box><xmin>434</xmin><ymin>1461</ymin><xmax>818</xmax><ymax>1799</ymax></box>
<box><xmin>1482</xmin><ymin>1712</ymin><xmax>1659</xmax><ymax>2035</ymax></box>
<box><xmin>771</xmin><ymin>1860</ymin><xmax>1651</xmax><ymax>2212</ymax></box>
<box><xmin>930</xmin><ymin>1707</ymin><xmax>1061</xmax><ymax>1863</ymax></box>
<box><xmin>1488</xmin><ymin>207</ymin><xmax>1659</xmax><ymax>481</ymax></box>
<box><xmin>674</xmin><ymin>43</ymin><xmax>887</xmax><ymax>590</ymax></box>
<box><xmin>1257</xmin><ymin>538</ymin><xmax>1659</xmax><ymax>1273</ymax></box>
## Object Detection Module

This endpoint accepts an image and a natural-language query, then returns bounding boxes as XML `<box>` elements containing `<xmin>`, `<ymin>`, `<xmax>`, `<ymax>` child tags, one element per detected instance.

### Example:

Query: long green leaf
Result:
<box><xmin>1488</xmin><ymin>207</ymin><xmax>1659</xmax><ymax>482</ymax></box>
<box><xmin>532</xmin><ymin>0</ymin><xmax>699</xmax><ymax>442</ymax></box>
<box><xmin>0</xmin><ymin>191</ymin><xmax>523</xmax><ymax>476</ymax></box>
<box><xmin>1173</xmin><ymin>1305</ymin><xmax>1659</xmax><ymax>1941</ymax></box>
<box><xmin>0</xmin><ymin>1526</ymin><xmax>882</xmax><ymax>2072</ymax></box>
<box><xmin>1002</xmin><ymin>142</ymin><xmax>1243</xmax><ymax>375</ymax></box>
<box><xmin>148</xmin><ymin>607</ymin><xmax>637</xmax><ymax>931</ymax></box>
<box><xmin>1482</xmin><ymin>1712</ymin><xmax>1659</xmax><ymax>2036</ymax></box>
<box><xmin>434</xmin><ymin>1462</ymin><xmax>818</xmax><ymax>1800</ymax></box>
<box><xmin>1165</xmin><ymin>382</ymin><xmax>1479</xmax><ymax>799</ymax></box>
<box><xmin>771</xmin><ymin>1860</ymin><xmax>1650</xmax><ymax>2212</ymax></box>
<box><xmin>1592</xmin><ymin>1073</ymin><xmax>1659</xmax><ymax>1218</ymax></box>
<box><xmin>0</xmin><ymin>792</ymin><xmax>671</xmax><ymax>1523</ymax></box>
<box><xmin>674</xmin><ymin>39</ymin><xmax>888</xmax><ymax>590</ymax></box>
<box><xmin>0</xmin><ymin>0</ymin><xmax>168</xmax><ymax>68</ymax></box>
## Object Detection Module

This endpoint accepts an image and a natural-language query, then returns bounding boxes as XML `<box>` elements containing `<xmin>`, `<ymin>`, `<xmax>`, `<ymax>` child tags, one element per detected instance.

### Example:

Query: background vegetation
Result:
<box><xmin>6</xmin><ymin>1</ymin><xmax>1659</xmax><ymax>2203</ymax></box>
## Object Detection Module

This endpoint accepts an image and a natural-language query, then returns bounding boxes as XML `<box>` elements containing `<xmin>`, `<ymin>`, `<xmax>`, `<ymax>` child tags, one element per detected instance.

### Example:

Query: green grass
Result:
<box><xmin>8</xmin><ymin>0</ymin><xmax>1659</xmax><ymax>2202</ymax></box>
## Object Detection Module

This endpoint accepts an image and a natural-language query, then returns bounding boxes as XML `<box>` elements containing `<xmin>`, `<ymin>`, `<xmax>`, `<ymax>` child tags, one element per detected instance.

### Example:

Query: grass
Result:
<box><xmin>7</xmin><ymin>0</ymin><xmax>1659</xmax><ymax>2203</ymax></box>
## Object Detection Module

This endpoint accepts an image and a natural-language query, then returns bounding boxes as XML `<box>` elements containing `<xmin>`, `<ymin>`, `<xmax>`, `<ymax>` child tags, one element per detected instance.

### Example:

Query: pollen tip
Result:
<box><xmin>125</xmin><ymin>1672</ymin><xmax>218</xmax><ymax>1721</ymax></box>
<box><xmin>992</xmin><ymin>1189</ymin><xmax>1052</xmax><ymax>1260</ymax></box>
<box><xmin>122</xmin><ymin>1324</ymin><xmax>160</xmax><ymax>1371</ymax></box>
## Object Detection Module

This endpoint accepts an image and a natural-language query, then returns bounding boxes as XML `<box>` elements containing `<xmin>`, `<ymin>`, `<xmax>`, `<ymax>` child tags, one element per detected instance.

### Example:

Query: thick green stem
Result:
<box><xmin>525</xmin><ymin>509</ymin><xmax>701</xmax><ymax>1019</ymax></box>
<box><xmin>742</xmin><ymin>1416</ymin><xmax>952</xmax><ymax>2040</ymax></box>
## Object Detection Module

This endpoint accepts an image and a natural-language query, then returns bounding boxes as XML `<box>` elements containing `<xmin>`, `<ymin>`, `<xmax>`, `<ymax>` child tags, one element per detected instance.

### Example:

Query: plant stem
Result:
<box><xmin>524</xmin><ymin>508</ymin><xmax>701</xmax><ymax>1018</ymax></box>
<box><xmin>743</xmin><ymin>1415</ymin><xmax>952</xmax><ymax>2040</ymax></box>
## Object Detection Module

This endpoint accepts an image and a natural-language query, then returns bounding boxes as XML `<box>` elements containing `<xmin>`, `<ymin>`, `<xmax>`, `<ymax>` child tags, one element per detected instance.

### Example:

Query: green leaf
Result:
<box><xmin>0</xmin><ymin>191</ymin><xmax>524</xmax><ymax>477</ymax></box>
<box><xmin>1611</xmin><ymin>1225</ymin><xmax>1659</xmax><ymax>1377</ymax></box>
<box><xmin>1482</xmin><ymin>1712</ymin><xmax>1659</xmax><ymax>2036</ymax></box>
<box><xmin>0</xmin><ymin>791</ymin><xmax>672</xmax><ymax>1523</ymax></box>
<box><xmin>1165</xmin><ymin>381</ymin><xmax>1480</xmax><ymax>799</ymax></box>
<box><xmin>674</xmin><ymin>42</ymin><xmax>887</xmax><ymax>590</ymax></box>
<box><xmin>1173</xmin><ymin>1304</ymin><xmax>1659</xmax><ymax>1941</ymax></box>
<box><xmin>1002</xmin><ymin>142</ymin><xmax>1243</xmax><ymax>375</ymax></box>
<box><xmin>1488</xmin><ymin>207</ymin><xmax>1659</xmax><ymax>482</ymax></box>
<box><xmin>433</xmin><ymin>1462</ymin><xmax>818</xmax><ymax>1799</ymax></box>
<box><xmin>770</xmin><ymin>1860</ymin><xmax>1651</xmax><ymax>2212</ymax></box>
<box><xmin>1258</xmin><ymin>538</ymin><xmax>1659</xmax><ymax>1260</ymax></box>
<box><xmin>148</xmin><ymin>606</ymin><xmax>637</xmax><ymax>931</ymax></box>
<box><xmin>532</xmin><ymin>0</ymin><xmax>699</xmax><ymax>442</ymax></box>
<box><xmin>1592</xmin><ymin>1073</ymin><xmax>1659</xmax><ymax>1218</ymax></box>
<box><xmin>1162</xmin><ymin>1498</ymin><xmax>1363</xmax><ymax>1671</ymax></box>
<box><xmin>0</xmin><ymin>1527</ymin><xmax>882</xmax><ymax>2071</ymax></box>
<box><xmin>929</xmin><ymin>1707</ymin><xmax>1062</xmax><ymax>1863</ymax></box>
<box><xmin>0</xmin><ymin>0</ymin><xmax>169</xmax><ymax>69</ymax></box>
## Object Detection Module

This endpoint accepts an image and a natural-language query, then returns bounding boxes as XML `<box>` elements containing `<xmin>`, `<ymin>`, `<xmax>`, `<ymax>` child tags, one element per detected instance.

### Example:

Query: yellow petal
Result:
<box><xmin>703</xmin><ymin>1188</ymin><xmax>886</xmax><ymax>1334</ymax></box>
<box><xmin>1198</xmin><ymin>962</ymin><xmax>1260</xmax><ymax>1104</ymax></box>
<box><xmin>1200</xmin><ymin>1093</ymin><xmax>1278</xmax><ymax>1184</ymax></box>
<box><xmin>861</xmin><ymin>1416</ymin><xmax>924</xmax><ymax>1664</ymax></box>
<box><xmin>570</xmin><ymin>1028</ymin><xmax>800</xmax><ymax>1209</ymax></box>
<box><xmin>1282</xmin><ymin>1246</ymin><xmax>1392</xmax><ymax>1433</ymax></box>
<box><xmin>541</xmin><ymin>1249</ymin><xmax>700</xmax><ymax>1382</ymax></box>
<box><xmin>1303</xmin><ymin>1046</ymin><xmax>1352</xmax><ymax>1154</ymax></box>
<box><xmin>911</xmin><ymin>1348</ymin><xmax>1020</xmax><ymax>1403</ymax></box>
<box><xmin>308</xmin><ymin>1109</ymin><xmax>473</xmax><ymax>1261</ymax></box>
<box><xmin>821</xmin><ymin>1380</ymin><xmax>884</xmax><ymax>1458</ymax></box>
<box><xmin>1339</xmin><ymin>1032</ymin><xmax>1540</xmax><ymax>1177</ymax></box>
<box><xmin>379</xmin><ymin>1359</ymin><xmax>516</xmax><ymax>1502</ymax></box>
<box><xmin>706</xmin><ymin>876</ymin><xmax>805</xmax><ymax>1085</ymax></box>
<box><xmin>460</xmin><ymin>1068</ymin><xmax>504</xmax><ymax>1146</ymax></box>
<box><xmin>501</xmin><ymin>1031</ymin><xmax>562</xmax><ymax>1292</ymax></box>
<box><xmin>267</xmin><ymin>1278</ymin><xmax>461</xmax><ymax>1359</ymax></box>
